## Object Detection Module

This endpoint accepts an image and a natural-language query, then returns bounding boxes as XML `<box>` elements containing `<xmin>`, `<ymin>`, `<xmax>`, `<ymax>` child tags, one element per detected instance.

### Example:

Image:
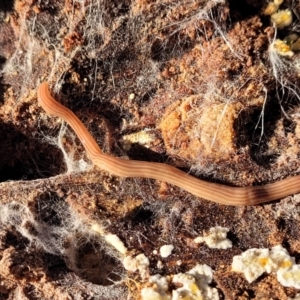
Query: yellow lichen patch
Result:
<box><xmin>274</xmin><ymin>0</ymin><xmax>284</xmax><ymax>5</ymax></box>
<box><xmin>271</xmin><ymin>39</ymin><xmax>294</xmax><ymax>57</ymax></box>
<box><xmin>263</xmin><ymin>2</ymin><xmax>279</xmax><ymax>16</ymax></box>
<box><xmin>271</xmin><ymin>9</ymin><xmax>293</xmax><ymax>29</ymax></box>
<box><xmin>160</xmin><ymin>96</ymin><xmax>241</xmax><ymax>162</ymax></box>
<box><xmin>258</xmin><ymin>257</ymin><xmax>270</xmax><ymax>268</ymax></box>
<box><xmin>140</xmin><ymin>264</ymin><xmax>218</xmax><ymax>300</ymax></box>
<box><xmin>278</xmin><ymin>259</ymin><xmax>293</xmax><ymax>270</ymax></box>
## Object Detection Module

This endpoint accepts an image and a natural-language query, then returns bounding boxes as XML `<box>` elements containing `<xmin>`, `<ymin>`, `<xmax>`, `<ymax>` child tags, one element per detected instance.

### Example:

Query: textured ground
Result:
<box><xmin>0</xmin><ymin>0</ymin><xmax>300</xmax><ymax>299</ymax></box>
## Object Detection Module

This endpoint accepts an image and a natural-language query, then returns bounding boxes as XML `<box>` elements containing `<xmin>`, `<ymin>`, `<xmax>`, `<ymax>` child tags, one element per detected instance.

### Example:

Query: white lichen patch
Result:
<box><xmin>90</xmin><ymin>223</ymin><xmax>105</xmax><ymax>235</ymax></box>
<box><xmin>141</xmin><ymin>264</ymin><xmax>219</xmax><ymax>300</ymax></box>
<box><xmin>160</xmin><ymin>245</ymin><xmax>174</xmax><ymax>258</ymax></box>
<box><xmin>194</xmin><ymin>226</ymin><xmax>232</xmax><ymax>249</ymax></box>
<box><xmin>123</xmin><ymin>253</ymin><xmax>150</xmax><ymax>279</ymax></box>
<box><xmin>277</xmin><ymin>264</ymin><xmax>300</xmax><ymax>289</ymax></box>
<box><xmin>172</xmin><ymin>264</ymin><xmax>219</xmax><ymax>300</ymax></box>
<box><xmin>121</xmin><ymin>129</ymin><xmax>156</xmax><ymax>150</ymax></box>
<box><xmin>232</xmin><ymin>245</ymin><xmax>299</xmax><ymax>288</ymax></box>
<box><xmin>90</xmin><ymin>223</ymin><xmax>127</xmax><ymax>254</ymax></box>
<box><xmin>104</xmin><ymin>234</ymin><xmax>127</xmax><ymax>255</ymax></box>
<box><xmin>268</xmin><ymin>245</ymin><xmax>295</xmax><ymax>272</ymax></box>
<box><xmin>232</xmin><ymin>248</ymin><xmax>272</xmax><ymax>283</ymax></box>
<box><xmin>141</xmin><ymin>275</ymin><xmax>171</xmax><ymax>300</ymax></box>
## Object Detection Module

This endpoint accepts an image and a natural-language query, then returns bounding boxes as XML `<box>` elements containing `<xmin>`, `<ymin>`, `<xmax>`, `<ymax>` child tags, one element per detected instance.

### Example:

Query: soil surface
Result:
<box><xmin>0</xmin><ymin>0</ymin><xmax>300</xmax><ymax>299</ymax></box>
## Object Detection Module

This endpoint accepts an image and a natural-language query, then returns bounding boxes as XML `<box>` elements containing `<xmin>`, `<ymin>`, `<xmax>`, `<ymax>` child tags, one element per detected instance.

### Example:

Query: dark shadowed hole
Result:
<box><xmin>246</xmin><ymin>289</ymin><xmax>255</xmax><ymax>298</ymax></box>
<box><xmin>0</xmin><ymin>0</ymin><xmax>14</xmax><ymax>13</ymax></box>
<box><xmin>43</xmin><ymin>252</ymin><xmax>68</xmax><ymax>277</ymax></box>
<box><xmin>4</xmin><ymin>230</ymin><xmax>29</xmax><ymax>250</ymax></box>
<box><xmin>125</xmin><ymin>205</ymin><xmax>154</xmax><ymax>225</ymax></box>
<box><xmin>0</xmin><ymin>59</ymin><xmax>8</xmax><ymax>105</ymax></box>
<box><xmin>236</xmin><ymin>85</ymin><xmax>300</xmax><ymax>166</ymax></box>
<box><xmin>228</xmin><ymin>0</ymin><xmax>263</xmax><ymax>21</ymax></box>
<box><xmin>0</xmin><ymin>122</ymin><xmax>65</xmax><ymax>182</ymax></box>
<box><xmin>126</xmin><ymin>143</ymin><xmax>166</xmax><ymax>163</ymax></box>
<box><xmin>235</xmin><ymin>103</ymin><xmax>281</xmax><ymax>166</ymax></box>
<box><xmin>0</xmin><ymin>56</ymin><xmax>5</xmax><ymax>67</ymax></box>
<box><xmin>276</xmin><ymin>218</ymin><xmax>286</xmax><ymax>231</ymax></box>
<box><xmin>139</xmin><ymin>88</ymin><xmax>157</xmax><ymax>105</ymax></box>
<box><xmin>75</xmin><ymin>241</ymin><xmax>123</xmax><ymax>285</ymax></box>
<box><xmin>31</xmin><ymin>192</ymin><xmax>124</xmax><ymax>286</ymax></box>
<box><xmin>226</xmin><ymin>231</ymin><xmax>239</xmax><ymax>245</ymax></box>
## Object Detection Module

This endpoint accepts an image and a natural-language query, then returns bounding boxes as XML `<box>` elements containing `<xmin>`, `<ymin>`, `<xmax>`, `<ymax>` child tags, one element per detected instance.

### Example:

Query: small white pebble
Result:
<box><xmin>194</xmin><ymin>226</ymin><xmax>232</xmax><ymax>249</ymax></box>
<box><xmin>176</xmin><ymin>260</ymin><xmax>182</xmax><ymax>266</ymax></box>
<box><xmin>160</xmin><ymin>245</ymin><xmax>174</xmax><ymax>258</ymax></box>
<box><xmin>157</xmin><ymin>260</ymin><xmax>163</xmax><ymax>269</ymax></box>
